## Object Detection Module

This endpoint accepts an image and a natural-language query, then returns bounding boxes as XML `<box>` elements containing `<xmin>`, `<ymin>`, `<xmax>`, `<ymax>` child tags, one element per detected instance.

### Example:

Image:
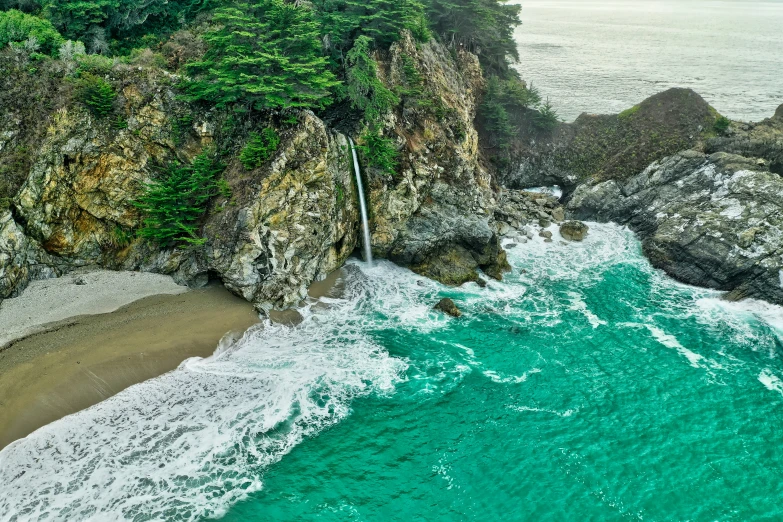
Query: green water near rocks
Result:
<box><xmin>2</xmin><ymin>223</ymin><xmax>782</xmax><ymax>521</ymax></box>
<box><xmin>221</xmin><ymin>225</ymin><xmax>783</xmax><ymax>521</ymax></box>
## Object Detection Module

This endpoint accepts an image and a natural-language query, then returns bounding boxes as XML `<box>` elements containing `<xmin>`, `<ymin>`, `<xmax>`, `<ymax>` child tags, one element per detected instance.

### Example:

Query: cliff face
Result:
<box><xmin>367</xmin><ymin>33</ymin><xmax>508</xmax><ymax>285</ymax></box>
<box><xmin>568</xmin><ymin>105</ymin><xmax>783</xmax><ymax>304</ymax></box>
<box><xmin>0</xmin><ymin>35</ymin><xmax>505</xmax><ymax>310</ymax></box>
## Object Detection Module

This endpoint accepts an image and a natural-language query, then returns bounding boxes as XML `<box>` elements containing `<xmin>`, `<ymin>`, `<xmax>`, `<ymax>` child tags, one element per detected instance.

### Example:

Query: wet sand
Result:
<box><xmin>0</xmin><ymin>285</ymin><xmax>260</xmax><ymax>450</ymax></box>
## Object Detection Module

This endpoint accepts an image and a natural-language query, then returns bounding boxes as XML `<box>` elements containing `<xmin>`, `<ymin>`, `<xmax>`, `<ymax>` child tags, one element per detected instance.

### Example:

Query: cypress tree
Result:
<box><xmin>184</xmin><ymin>0</ymin><xmax>339</xmax><ymax>111</ymax></box>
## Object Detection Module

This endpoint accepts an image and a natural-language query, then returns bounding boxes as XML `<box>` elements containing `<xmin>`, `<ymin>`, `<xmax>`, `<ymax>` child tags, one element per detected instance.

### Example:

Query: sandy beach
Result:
<box><xmin>0</xmin><ymin>277</ymin><xmax>261</xmax><ymax>450</ymax></box>
<box><xmin>0</xmin><ymin>268</ymin><xmax>348</xmax><ymax>450</ymax></box>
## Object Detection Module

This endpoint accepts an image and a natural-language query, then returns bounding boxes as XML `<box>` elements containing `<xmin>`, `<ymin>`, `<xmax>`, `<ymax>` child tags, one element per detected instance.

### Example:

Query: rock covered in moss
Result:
<box><xmin>434</xmin><ymin>298</ymin><xmax>461</xmax><ymax>317</ymax></box>
<box><xmin>506</xmin><ymin>88</ymin><xmax>721</xmax><ymax>191</ymax></box>
<box><xmin>559</xmin><ymin>221</ymin><xmax>589</xmax><ymax>241</ymax></box>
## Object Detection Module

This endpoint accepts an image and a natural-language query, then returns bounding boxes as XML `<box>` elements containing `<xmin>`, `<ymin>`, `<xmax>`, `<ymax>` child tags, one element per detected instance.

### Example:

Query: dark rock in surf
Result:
<box><xmin>434</xmin><ymin>298</ymin><xmax>462</xmax><ymax>318</ymax></box>
<box><xmin>559</xmin><ymin>221</ymin><xmax>589</xmax><ymax>242</ymax></box>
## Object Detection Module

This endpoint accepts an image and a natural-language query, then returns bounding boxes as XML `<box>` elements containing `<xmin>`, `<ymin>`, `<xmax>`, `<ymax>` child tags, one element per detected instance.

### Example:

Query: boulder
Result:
<box><xmin>559</xmin><ymin>221</ymin><xmax>590</xmax><ymax>242</ymax></box>
<box><xmin>434</xmin><ymin>298</ymin><xmax>462</xmax><ymax>318</ymax></box>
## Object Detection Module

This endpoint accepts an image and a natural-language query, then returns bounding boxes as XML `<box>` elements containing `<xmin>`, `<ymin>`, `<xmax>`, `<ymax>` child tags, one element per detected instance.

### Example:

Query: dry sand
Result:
<box><xmin>0</xmin><ymin>283</ymin><xmax>260</xmax><ymax>450</ymax></box>
<box><xmin>0</xmin><ymin>269</ymin><xmax>189</xmax><ymax>348</ymax></box>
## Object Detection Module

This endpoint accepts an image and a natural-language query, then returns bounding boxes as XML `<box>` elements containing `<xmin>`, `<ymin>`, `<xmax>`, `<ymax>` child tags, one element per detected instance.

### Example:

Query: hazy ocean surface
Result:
<box><xmin>515</xmin><ymin>0</ymin><xmax>783</xmax><ymax>122</ymax></box>
<box><xmin>3</xmin><ymin>224</ymin><xmax>783</xmax><ymax>521</ymax></box>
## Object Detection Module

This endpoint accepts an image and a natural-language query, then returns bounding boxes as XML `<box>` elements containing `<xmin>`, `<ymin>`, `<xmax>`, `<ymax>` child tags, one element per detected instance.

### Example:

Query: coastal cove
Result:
<box><xmin>3</xmin><ymin>224</ymin><xmax>783</xmax><ymax>520</ymax></box>
<box><xmin>1</xmin><ymin>0</ymin><xmax>782</xmax><ymax>519</ymax></box>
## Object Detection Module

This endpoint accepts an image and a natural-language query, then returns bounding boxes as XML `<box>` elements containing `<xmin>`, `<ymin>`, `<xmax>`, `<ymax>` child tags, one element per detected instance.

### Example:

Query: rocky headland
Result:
<box><xmin>1</xmin><ymin>33</ymin><xmax>782</xmax><ymax>313</ymax></box>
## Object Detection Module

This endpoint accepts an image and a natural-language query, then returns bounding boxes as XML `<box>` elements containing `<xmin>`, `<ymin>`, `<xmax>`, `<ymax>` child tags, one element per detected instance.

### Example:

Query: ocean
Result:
<box><xmin>514</xmin><ymin>0</ymin><xmax>783</xmax><ymax>122</ymax></box>
<box><xmin>2</xmin><ymin>224</ymin><xmax>783</xmax><ymax>521</ymax></box>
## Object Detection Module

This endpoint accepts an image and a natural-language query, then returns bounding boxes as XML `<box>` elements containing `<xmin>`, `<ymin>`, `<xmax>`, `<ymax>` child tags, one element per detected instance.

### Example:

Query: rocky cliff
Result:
<box><xmin>365</xmin><ymin>33</ymin><xmax>508</xmax><ymax>285</ymax></box>
<box><xmin>568</xmin><ymin>105</ymin><xmax>783</xmax><ymax>304</ymax></box>
<box><xmin>503</xmin><ymin>88</ymin><xmax>722</xmax><ymax>193</ymax></box>
<box><xmin>0</xmin><ymin>34</ymin><xmax>509</xmax><ymax>311</ymax></box>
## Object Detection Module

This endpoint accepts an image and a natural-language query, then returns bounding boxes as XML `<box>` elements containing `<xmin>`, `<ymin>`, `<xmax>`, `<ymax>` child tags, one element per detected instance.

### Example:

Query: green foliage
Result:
<box><xmin>531</xmin><ymin>98</ymin><xmax>560</xmax><ymax>132</ymax></box>
<box><xmin>216</xmin><ymin>177</ymin><xmax>232</xmax><ymax>199</ymax></box>
<box><xmin>184</xmin><ymin>0</ymin><xmax>339</xmax><ymax>111</ymax></box>
<box><xmin>74</xmin><ymin>72</ymin><xmax>116</xmax><ymax>116</ymax></box>
<box><xmin>359</xmin><ymin>128</ymin><xmax>398</xmax><ymax>176</ymax></box>
<box><xmin>714</xmin><ymin>116</ymin><xmax>731</xmax><ymax>134</ymax></box>
<box><xmin>239</xmin><ymin>127</ymin><xmax>280</xmax><ymax>170</ymax></box>
<box><xmin>480</xmin><ymin>76</ymin><xmax>558</xmax><ymax>149</ymax></box>
<box><xmin>424</xmin><ymin>0</ymin><xmax>521</xmax><ymax>77</ymax></box>
<box><xmin>0</xmin><ymin>9</ymin><xmax>64</xmax><ymax>55</ymax></box>
<box><xmin>479</xmin><ymin>77</ymin><xmax>514</xmax><ymax>150</ymax></box>
<box><xmin>344</xmin><ymin>36</ymin><xmax>398</xmax><ymax>123</ymax></box>
<box><xmin>134</xmin><ymin>150</ymin><xmax>224</xmax><ymax>247</ymax></box>
<box><xmin>316</xmin><ymin>0</ymin><xmax>429</xmax><ymax>53</ymax></box>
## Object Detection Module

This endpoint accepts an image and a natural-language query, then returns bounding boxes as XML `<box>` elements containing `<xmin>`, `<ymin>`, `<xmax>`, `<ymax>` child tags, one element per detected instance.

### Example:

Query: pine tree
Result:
<box><xmin>135</xmin><ymin>151</ymin><xmax>224</xmax><ymax>247</ymax></box>
<box><xmin>424</xmin><ymin>0</ymin><xmax>521</xmax><ymax>77</ymax></box>
<box><xmin>183</xmin><ymin>0</ymin><xmax>339</xmax><ymax>111</ymax></box>
<box><xmin>315</xmin><ymin>0</ymin><xmax>428</xmax><ymax>55</ymax></box>
<box><xmin>344</xmin><ymin>36</ymin><xmax>398</xmax><ymax>123</ymax></box>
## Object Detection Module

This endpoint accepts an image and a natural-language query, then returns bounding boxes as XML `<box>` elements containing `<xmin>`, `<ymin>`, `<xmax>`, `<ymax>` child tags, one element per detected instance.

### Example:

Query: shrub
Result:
<box><xmin>0</xmin><ymin>9</ymin><xmax>64</xmax><ymax>55</ymax></box>
<box><xmin>531</xmin><ymin>99</ymin><xmax>560</xmax><ymax>132</ymax></box>
<box><xmin>135</xmin><ymin>150</ymin><xmax>224</xmax><ymax>247</ymax></box>
<box><xmin>74</xmin><ymin>72</ymin><xmax>116</xmax><ymax>116</ymax></box>
<box><xmin>359</xmin><ymin>128</ymin><xmax>398</xmax><ymax>176</ymax></box>
<box><xmin>714</xmin><ymin>116</ymin><xmax>731</xmax><ymax>134</ymax></box>
<box><xmin>239</xmin><ymin>127</ymin><xmax>280</xmax><ymax>170</ymax></box>
<box><xmin>344</xmin><ymin>36</ymin><xmax>398</xmax><ymax>124</ymax></box>
<box><xmin>184</xmin><ymin>0</ymin><xmax>339</xmax><ymax>111</ymax></box>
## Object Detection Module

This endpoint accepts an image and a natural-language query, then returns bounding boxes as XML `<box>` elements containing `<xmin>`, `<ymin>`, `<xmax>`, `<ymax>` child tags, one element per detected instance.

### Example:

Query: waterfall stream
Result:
<box><xmin>348</xmin><ymin>137</ymin><xmax>373</xmax><ymax>265</ymax></box>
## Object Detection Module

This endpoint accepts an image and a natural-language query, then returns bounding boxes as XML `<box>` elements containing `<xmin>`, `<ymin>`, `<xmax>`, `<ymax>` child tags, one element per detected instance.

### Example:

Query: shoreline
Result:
<box><xmin>0</xmin><ymin>280</ymin><xmax>261</xmax><ymax>450</ymax></box>
<box><xmin>0</xmin><ymin>269</ymin><xmax>190</xmax><ymax>349</ymax></box>
<box><xmin>0</xmin><ymin>268</ymin><xmax>347</xmax><ymax>450</ymax></box>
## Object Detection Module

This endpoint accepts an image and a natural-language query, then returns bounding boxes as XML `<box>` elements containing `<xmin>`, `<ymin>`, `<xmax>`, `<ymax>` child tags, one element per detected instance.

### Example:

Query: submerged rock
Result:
<box><xmin>559</xmin><ymin>221</ymin><xmax>589</xmax><ymax>242</ymax></box>
<box><xmin>434</xmin><ymin>298</ymin><xmax>462</xmax><ymax>318</ymax></box>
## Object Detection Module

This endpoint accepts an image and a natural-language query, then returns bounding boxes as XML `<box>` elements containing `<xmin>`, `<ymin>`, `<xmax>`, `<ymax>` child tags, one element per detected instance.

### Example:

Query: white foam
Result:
<box><xmin>568</xmin><ymin>292</ymin><xmax>607</xmax><ymax>328</ymax></box>
<box><xmin>523</xmin><ymin>185</ymin><xmax>563</xmax><ymax>199</ymax></box>
<box><xmin>645</xmin><ymin>325</ymin><xmax>705</xmax><ymax>368</ymax></box>
<box><xmin>509</xmin><ymin>405</ymin><xmax>578</xmax><ymax>418</ymax></box>
<box><xmin>0</xmin><ymin>263</ymin><xmax>410</xmax><ymax>521</ymax></box>
<box><xmin>759</xmin><ymin>369</ymin><xmax>783</xmax><ymax>396</ymax></box>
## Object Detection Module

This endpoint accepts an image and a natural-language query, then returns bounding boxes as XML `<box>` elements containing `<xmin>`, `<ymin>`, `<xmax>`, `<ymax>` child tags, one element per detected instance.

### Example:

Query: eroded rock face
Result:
<box><xmin>202</xmin><ymin>113</ymin><xmax>359</xmax><ymax>311</ymax></box>
<box><xmin>0</xmin><ymin>209</ymin><xmax>65</xmax><ymax>298</ymax></box>
<box><xmin>0</xmin><ymin>72</ymin><xmax>359</xmax><ymax>310</ymax></box>
<box><xmin>568</xmin><ymin>150</ymin><xmax>783</xmax><ymax>304</ymax></box>
<box><xmin>367</xmin><ymin>32</ymin><xmax>509</xmax><ymax>285</ymax></box>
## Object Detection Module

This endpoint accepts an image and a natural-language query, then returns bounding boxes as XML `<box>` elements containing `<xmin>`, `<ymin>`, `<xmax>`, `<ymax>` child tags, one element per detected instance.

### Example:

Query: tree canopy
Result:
<box><xmin>183</xmin><ymin>0</ymin><xmax>338</xmax><ymax>111</ymax></box>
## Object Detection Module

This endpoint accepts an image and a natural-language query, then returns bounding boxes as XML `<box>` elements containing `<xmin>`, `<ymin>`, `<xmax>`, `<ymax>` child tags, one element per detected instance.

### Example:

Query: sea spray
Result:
<box><xmin>348</xmin><ymin>137</ymin><xmax>373</xmax><ymax>265</ymax></box>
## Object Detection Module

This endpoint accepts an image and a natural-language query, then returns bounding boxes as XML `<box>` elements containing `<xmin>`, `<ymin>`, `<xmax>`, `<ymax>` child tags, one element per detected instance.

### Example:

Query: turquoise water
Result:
<box><xmin>2</xmin><ymin>224</ymin><xmax>783</xmax><ymax>521</ymax></box>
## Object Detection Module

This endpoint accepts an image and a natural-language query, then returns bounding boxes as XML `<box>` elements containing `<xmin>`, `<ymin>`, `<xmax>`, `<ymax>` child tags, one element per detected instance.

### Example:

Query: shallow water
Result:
<box><xmin>515</xmin><ymin>0</ymin><xmax>783</xmax><ymax>122</ymax></box>
<box><xmin>2</xmin><ymin>224</ymin><xmax>783</xmax><ymax>521</ymax></box>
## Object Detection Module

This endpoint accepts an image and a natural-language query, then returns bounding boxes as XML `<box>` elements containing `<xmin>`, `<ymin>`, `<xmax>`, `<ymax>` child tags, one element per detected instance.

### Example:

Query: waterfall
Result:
<box><xmin>348</xmin><ymin>137</ymin><xmax>373</xmax><ymax>265</ymax></box>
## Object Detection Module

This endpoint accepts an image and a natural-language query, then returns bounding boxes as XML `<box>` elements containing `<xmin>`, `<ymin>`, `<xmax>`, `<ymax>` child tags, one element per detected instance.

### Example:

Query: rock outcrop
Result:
<box><xmin>559</xmin><ymin>221</ymin><xmax>589</xmax><ymax>242</ymax></box>
<box><xmin>568</xmin><ymin>149</ymin><xmax>783</xmax><ymax>304</ymax></box>
<box><xmin>434</xmin><ymin>297</ymin><xmax>462</xmax><ymax>317</ymax></box>
<box><xmin>504</xmin><ymin>88</ymin><xmax>722</xmax><ymax>193</ymax></box>
<box><xmin>367</xmin><ymin>32</ymin><xmax>510</xmax><ymax>286</ymax></box>
<box><xmin>0</xmin><ymin>33</ymin><xmax>511</xmax><ymax>310</ymax></box>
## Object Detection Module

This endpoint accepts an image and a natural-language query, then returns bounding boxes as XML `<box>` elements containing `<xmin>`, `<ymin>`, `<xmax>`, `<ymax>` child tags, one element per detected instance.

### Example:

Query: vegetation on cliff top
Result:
<box><xmin>0</xmin><ymin>0</ymin><xmax>538</xmax><ymax>244</ymax></box>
